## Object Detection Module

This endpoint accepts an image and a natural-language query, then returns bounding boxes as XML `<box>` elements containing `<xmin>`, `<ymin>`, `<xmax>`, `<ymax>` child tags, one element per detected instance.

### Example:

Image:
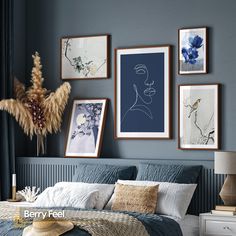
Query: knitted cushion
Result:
<box><xmin>111</xmin><ymin>183</ymin><xmax>158</xmax><ymax>214</ymax></box>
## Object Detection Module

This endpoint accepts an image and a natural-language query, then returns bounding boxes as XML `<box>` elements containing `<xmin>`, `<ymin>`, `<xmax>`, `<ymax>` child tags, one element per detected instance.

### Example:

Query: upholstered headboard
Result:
<box><xmin>16</xmin><ymin>157</ymin><xmax>225</xmax><ymax>215</ymax></box>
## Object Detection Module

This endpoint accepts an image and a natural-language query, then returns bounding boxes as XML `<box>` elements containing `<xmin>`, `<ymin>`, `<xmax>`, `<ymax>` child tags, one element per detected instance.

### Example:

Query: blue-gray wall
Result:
<box><xmin>14</xmin><ymin>0</ymin><xmax>236</xmax><ymax>160</ymax></box>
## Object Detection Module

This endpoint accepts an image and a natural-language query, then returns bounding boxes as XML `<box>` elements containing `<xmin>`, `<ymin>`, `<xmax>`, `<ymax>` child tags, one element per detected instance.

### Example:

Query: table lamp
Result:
<box><xmin>215</xmin><ymin>151</ymin><xmax>236</xmax><ymax>205</ymax></box>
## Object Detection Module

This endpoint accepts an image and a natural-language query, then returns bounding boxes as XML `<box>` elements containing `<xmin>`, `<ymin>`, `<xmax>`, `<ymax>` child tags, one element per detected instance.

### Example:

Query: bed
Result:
<box><xmin>0</xmin><ymin>158</ymin><xmax>222</xmax><ymax>236</ymax></box>
<box><xmin>0</xmin><ymin>206</ymin><xmax>197</xmax><ymax>236</ymax></box>
<box><xmin>0</xmin><ymin>205</ymin><xmax>183</xmax><ymax>236</ymax></box>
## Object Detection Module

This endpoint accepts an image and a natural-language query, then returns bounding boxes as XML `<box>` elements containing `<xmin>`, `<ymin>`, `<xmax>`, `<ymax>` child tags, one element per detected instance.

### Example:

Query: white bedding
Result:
<box><xmin>166</xmin><ymin>214</ymin><xmax>199</xmax><ymax>236</ymax></box>
<box><xmin>113</xmin><ymin>180</ymin><xmax>197</xmax><ymax>218</ymax></box>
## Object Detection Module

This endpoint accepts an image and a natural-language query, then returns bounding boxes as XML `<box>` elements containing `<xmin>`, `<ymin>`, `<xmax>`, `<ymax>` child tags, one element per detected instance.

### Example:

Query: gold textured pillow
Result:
<box><xmin>111</xmin><ymin>183</ymin><xmax>159</xmax><ymax>214</ymax></box>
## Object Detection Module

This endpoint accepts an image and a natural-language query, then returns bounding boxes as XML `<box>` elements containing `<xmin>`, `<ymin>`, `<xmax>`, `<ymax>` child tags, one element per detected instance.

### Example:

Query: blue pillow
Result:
<box><xmin>72</xmin><ymin>164</ymin><xmax>137</xmax><ymax>184</ymax></box>
<box><xmin>136</xmin><ymin>163</ymin><xmax>202</xmax><ymax>184</ymax></box>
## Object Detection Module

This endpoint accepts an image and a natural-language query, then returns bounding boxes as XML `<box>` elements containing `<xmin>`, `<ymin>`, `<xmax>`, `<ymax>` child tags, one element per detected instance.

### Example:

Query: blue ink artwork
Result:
<box><xmin>69</xmin><ymin>103</ymin><xmax>102</xmax><ymax>153</ymax></box>
<box><xmin>120</xmin><ymin>53</ymin><xmax>165</xmax><ymax>132</ymax></box>
<box><xmin>181</xmin><ymin>35</ymin><xmax>203</xmax><ymax>65</ymax></box>
<box><xmin>179</xmin><ymin>28</ymin><xmax>207</xmax><ymax>74</ymax></box>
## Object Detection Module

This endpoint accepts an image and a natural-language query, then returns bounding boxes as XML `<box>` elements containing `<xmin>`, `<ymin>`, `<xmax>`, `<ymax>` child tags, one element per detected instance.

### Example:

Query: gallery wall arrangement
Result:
<box><xmin>13</xmin><ymin>25</ymin><xmax>219</xmax><ymax>157</ymax></box>
<box><xmin>59</xmin><ymin>25</ymin><xmax>218</xmax><ymax>157</ymax></box>
<box><xmin>11</xmin><ymin>27</ymin><xmax>219</xmax><ymax>158</ymax></box>
<box><xmin>13</xmin><ymin>0</ymin><xmax>236</xmax><ymax>159</ymax></box>
<box><xmin>59</xmin><ymin>23</ymin><xmax>221</xmax><ymax>157</ymax></box>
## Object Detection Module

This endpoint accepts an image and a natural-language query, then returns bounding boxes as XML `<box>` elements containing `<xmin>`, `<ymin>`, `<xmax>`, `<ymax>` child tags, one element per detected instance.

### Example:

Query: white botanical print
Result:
<box><xmin>61</xmin><ymin>36</ymin><xmax>108</xmax><ymax>79</ymax></box>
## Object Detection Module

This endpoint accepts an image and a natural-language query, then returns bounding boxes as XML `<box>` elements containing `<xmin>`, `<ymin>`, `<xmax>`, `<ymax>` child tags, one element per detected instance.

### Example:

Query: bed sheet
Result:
<box><xmin>166</xmin><ymin>214</ymin><xmax>199</xmax><ymax>236</ymax></box>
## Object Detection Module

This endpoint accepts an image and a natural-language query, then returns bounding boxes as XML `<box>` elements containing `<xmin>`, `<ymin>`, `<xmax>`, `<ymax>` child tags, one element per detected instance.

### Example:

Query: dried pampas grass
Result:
<box><xmin>0</xmin><ymin>52</ymin><xmax>71</xmax><ymax>139</ymax></box>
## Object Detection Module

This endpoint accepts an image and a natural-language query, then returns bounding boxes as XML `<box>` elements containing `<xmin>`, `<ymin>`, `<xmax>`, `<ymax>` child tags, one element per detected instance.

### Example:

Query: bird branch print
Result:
<box><xmin>184</xmin><ymin>98</ymin><xmax>215</xmax><ymax>145</ymax></box>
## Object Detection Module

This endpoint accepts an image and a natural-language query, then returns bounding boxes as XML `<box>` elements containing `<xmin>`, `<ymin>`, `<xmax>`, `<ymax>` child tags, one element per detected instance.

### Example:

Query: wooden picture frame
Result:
<box><xmin>178</xmin><ymin>27</ymin><xmax>208</xmax><ymax>74</ymax></box>
<box><xmin>178</xmin><ymin>84</ymin><xmax>220</xmax><ymax>150</ymax></box>
<box><xmin>65</xmin><ymin>98</ymin><xmax>108</xmax><ymax>158</ymax></box>
<box><xmin>61</xmin><ymin>34</ymin><xmax>110</xmax><ymax>80</ymax></box>
<box><xmin>115</xmin><ymin>45</ymin><xmax>171</xmax><ymax>139</ymax></box>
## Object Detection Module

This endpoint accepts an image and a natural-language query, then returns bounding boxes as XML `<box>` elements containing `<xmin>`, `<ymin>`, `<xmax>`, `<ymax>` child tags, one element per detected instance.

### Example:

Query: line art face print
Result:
<box><xmin>117</xmin><ymin>47</ymin><xmax>169</xmax><ymax>138</ymax></box>
<box><xmin>122</xmin><ymin>64</ymin><xmax>156</xmax><ymax>123</ymax></box>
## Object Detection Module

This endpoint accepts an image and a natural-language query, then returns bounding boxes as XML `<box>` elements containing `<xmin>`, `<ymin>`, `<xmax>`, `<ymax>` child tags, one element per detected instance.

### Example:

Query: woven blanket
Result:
<box><xmin>69</xmin><ymin>210</ymin><xmax>149</xmax><ymax>236</ymax></box>
<box><xmin>0</xmin><ymin>202</ymin><xmax>21</xmax><ymax>220</ymax></box>
<box><xmin>0</xmin><ymin>203</ymin><xmax>149</xmax><ymax>236</ymax></box>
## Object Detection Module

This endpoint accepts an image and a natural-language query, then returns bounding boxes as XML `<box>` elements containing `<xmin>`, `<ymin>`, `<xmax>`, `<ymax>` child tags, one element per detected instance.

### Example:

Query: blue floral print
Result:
<box><xmin>182</xmin><ymin>35</ymin><xmax>203</xmax><ymax>64</ymax></box>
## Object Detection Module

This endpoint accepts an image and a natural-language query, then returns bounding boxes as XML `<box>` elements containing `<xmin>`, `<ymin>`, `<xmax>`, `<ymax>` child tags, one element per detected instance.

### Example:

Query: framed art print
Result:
<box><xmin>61</xmin><ymin>35</ymin><xmax>110</xmax><ymax>79</ymax></box>
<box><xmin>65</xmin><ymin>99</ymin><xmax>108</xmax><ymax>157</ymax></box>
<box><xmin>115</xmin><ymin>45</ymin><xmax>171</xmax><ymax>139</ymax></box>
<box><xmin>178</xmin><ymin>27</ymin><xmax>208</xmax><ymax>74</ymax></box>
<box><xmin>178</xmin><ymin>84</ymin><xmax>220</xmax><ymax>150</ymax></box>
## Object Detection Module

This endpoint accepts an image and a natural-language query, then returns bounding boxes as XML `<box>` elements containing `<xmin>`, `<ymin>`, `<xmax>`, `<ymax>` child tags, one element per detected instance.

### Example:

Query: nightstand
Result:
<box><xmin>200</xmin><ymin>213</ymin><xmax>236</xmax><ymax>236</ymax></box>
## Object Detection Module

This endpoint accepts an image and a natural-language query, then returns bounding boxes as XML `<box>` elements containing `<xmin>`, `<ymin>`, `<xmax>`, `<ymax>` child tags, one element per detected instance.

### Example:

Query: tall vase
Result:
<box><xmin>36</xmin><ymin>134</ymin><xmax>46</xmax><ymax>156</ymax></box>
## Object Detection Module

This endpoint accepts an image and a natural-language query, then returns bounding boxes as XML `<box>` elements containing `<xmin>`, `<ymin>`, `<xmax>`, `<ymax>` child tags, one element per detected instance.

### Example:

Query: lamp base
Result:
<box><xmin>220</xmin><ymin>174</ymin><xmax>236</xmax><ymax>206</ymax></box>
<box><xmin>12</xmin><ymin>186</ymin><xmax>16</xmax><ymax>200</ymax></box>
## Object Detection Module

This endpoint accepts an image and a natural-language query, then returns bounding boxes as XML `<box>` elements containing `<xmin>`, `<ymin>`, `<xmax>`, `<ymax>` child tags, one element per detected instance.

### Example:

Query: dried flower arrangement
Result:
<box><xmin>0</xmin><ymin>52</ymin><xmax>71</xmax><ymax>154</ymax></box>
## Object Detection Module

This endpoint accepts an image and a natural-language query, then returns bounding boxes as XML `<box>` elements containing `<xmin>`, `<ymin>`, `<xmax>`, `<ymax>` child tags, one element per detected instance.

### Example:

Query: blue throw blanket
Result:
<box><xmin>0</xmin><ymin>209</ymin><xmax>182</xmax><ymax>236</ymax></box>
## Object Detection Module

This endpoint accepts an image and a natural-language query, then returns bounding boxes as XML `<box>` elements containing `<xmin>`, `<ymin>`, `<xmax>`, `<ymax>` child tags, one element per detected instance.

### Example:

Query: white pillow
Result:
<box><xmin>54</xmin><ymin>182</ymin><xmax>114</xmax><ymax>210</ymax></box>
<box><xmin>34</xmin><ymin>186</ymin><xmax>99</xmax><ymax>209</ymax></box>
<box><xmin>106</xmin><ymin>180</ymin><xmax>196</xmax><ymax>219</ymax></box>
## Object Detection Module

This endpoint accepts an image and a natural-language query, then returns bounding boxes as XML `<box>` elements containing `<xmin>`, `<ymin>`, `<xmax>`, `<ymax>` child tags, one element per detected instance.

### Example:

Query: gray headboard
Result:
<box><xmin>16</xmin><ymin>157</ymin><xmax>225</xmax><ymax>215</ymax></box>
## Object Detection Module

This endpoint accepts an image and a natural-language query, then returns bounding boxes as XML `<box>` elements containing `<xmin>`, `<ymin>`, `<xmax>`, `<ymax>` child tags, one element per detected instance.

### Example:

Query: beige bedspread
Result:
<box><xmin>0</xmin><ymin>202</ymin><xmax>149</xmax><ymax>236</ymax></box>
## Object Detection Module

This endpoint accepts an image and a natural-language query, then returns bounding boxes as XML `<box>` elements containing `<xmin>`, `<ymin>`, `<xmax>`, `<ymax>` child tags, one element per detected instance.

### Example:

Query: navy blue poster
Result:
<box><xmin>120</xmin><ymin>53</ymin><xmax>165</xmax><ymax>132</ymax></box>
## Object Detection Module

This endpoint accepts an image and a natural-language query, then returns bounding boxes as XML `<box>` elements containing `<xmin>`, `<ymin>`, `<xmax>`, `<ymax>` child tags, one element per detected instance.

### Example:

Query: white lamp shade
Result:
<box><xmin>215</xmin><ymin>151</ymin><xmax>236</xmax><ymax>174</ymax></box>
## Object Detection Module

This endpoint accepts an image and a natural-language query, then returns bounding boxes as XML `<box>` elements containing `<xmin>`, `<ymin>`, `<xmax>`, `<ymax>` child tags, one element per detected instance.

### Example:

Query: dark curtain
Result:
<box><xmin>0</xmin><ymin>0</ymin><xmax>15</xmax><ymax>200</ymax></box>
